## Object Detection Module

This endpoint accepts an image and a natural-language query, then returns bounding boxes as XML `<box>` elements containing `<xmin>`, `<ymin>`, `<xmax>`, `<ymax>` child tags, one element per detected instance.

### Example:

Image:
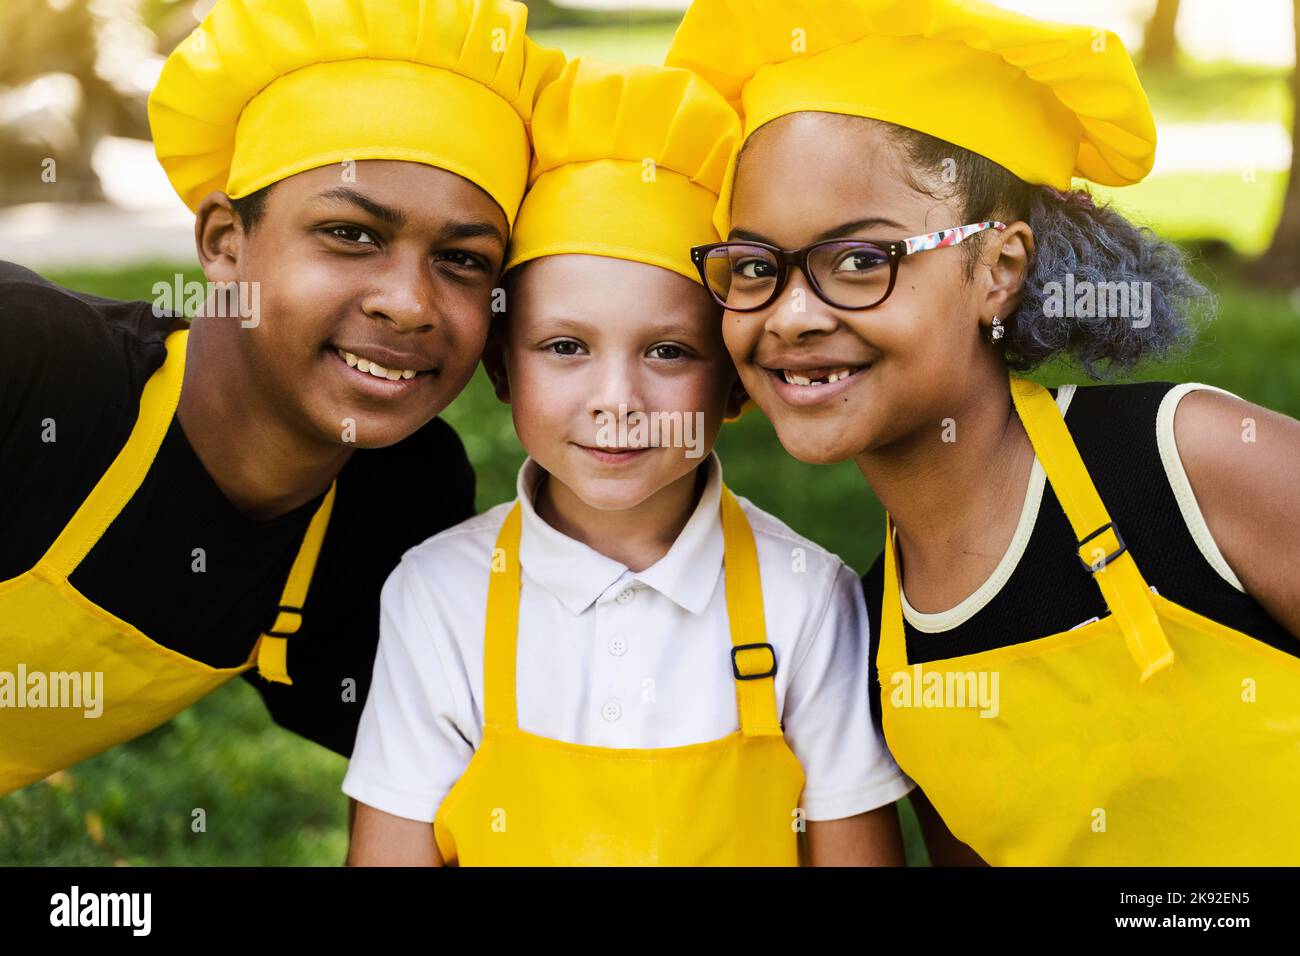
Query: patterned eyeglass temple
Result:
<box><xmin>901</xmin><ymin>221</ymin><xmax>1007</xmax><ymax>256</ymax></box>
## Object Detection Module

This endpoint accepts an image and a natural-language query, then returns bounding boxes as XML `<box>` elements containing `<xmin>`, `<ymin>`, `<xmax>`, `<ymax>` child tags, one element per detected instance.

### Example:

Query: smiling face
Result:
<box><xmin>723</xmin><ymin>111</ymin><xmax>1021</xmax><ymax>465</ymax></box>
<box><xmin>487</xmin><ymin>255</ymin><xmax>745</xmax><ymax>512</ymax></box>
<box><xmin>198</xmin><ymin>160</ymin><xmax>508</xmax><ymax>449</ymax></box>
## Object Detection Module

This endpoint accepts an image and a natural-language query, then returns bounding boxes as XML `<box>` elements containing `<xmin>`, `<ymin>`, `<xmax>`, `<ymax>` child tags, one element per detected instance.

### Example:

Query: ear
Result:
<box><xmin>481</xmin><ymin>325</ymin><xmax>512</xmax><ymax>405</ymax></box>
<box><xmin>194</xmin><ymin>190</ymin><xmax>246</xmax><ymax>285</ymax></box>
<box><xmin>723</xmin><ymin>372</ymin><xmax>749</xmax><ymax>421</ymax></box>
<box><xmin>978</xmin><ymin>220</ymin><xmax>1034</xmax><ymax>334</ymax></box>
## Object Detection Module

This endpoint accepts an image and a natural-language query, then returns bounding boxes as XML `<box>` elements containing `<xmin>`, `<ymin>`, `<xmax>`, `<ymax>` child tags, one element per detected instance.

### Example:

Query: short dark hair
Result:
<box><xmin>229</xmin><ymin>183</ymin><xmax>274</xmax><ymax>232</ymax></box>
<box><xmin>738</xmin><ymin>114</ymin><xmax>1213</xmax><ymax>379</ymax></box>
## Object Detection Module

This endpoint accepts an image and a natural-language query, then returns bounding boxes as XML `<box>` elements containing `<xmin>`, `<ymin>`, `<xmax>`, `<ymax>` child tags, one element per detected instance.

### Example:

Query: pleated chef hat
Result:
<box><xmin>502</xmin><ymin>57</ymin><xmax>741</xmax><ymax>283</ymax></box>
<box><xmin>664</xmin><ymin>0</ymin><xmax>1158</xmax><ymax>238</ymax></box>
<box><xmin>148</xmin><ymin>0</ymin><xmax>566</xmax><ymax>227</ymax></box>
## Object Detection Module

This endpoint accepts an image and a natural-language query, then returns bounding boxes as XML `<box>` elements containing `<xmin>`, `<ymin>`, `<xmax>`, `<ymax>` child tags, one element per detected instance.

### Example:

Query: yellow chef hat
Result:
<box><xmin>148</xmin><ymin>0</ymin><xmax>565</xmax><ymax>228</ymax></box>
<box><xmin>502</xmin><ymin>57</ymin><xmax>740</xmax><ymax>283</ymax></box>
<box><xmin>664</xmin><ymin>0</ymin><xmax>1158</xmax><ymax>238</ymax></box>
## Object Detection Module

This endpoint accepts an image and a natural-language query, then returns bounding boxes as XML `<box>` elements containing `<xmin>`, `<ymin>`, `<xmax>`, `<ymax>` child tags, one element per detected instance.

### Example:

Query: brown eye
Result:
<box><xmin>326</xmin><ymin>225</ymin><xmax>377</xmax><ymax>245</ymax></box>
<box><xmin>548</xmin><ymin>340</ymin><xmax>582</xmax><ymax>356</ymax></box>
<box><xmin>437</xmin><ymin>250</ymin><xmax>490</xmax><ymax>273</ymax></box>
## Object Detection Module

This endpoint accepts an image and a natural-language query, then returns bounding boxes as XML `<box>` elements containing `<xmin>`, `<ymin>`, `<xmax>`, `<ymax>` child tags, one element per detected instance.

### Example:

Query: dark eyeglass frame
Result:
<box><xmin>690</xmin><ymin>220</ymin><xmax>1007</xmax><ymax>313</ymax></box>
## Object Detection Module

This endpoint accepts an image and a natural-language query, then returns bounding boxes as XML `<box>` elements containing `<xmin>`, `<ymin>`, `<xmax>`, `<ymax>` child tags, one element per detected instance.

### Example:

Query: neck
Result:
<box><xmin>534</xmin><ymin>462</ymin><xmax>708</xmax><ymax>573</ymax></box>
<box><xmin>855</xmin><ymin>371</ymin><xmax>1036</xmax><ymax>610</ymax></box>
<box><xmin>175</xmin><ymin>313</ymin><xmax>354</xmax><ymax>521</ymax></box>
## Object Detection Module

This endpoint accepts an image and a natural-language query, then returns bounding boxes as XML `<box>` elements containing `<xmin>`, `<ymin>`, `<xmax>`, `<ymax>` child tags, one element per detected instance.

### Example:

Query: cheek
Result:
<box><xmin>863</xmin><ymin>272</ymin><xmax>974</xmax><ymax>358</ymax></box>
<box><xmin>691</xmin><ymin>357</ymin><xmax>740</xmax><ymax>413</ymax></box>
<box><xmin>508</xmin><ymin>357</ymin><xmax>575</xmax><ymax>436</ymax></box>
<box><xmin>440</xmin><ymin>310</ymin><xmax>491</xmax><ymax>373</ymax></box>
<box><xmin>245</xmin><ymin>249</ymin><xmax>347</xmax><ymax>352</ymax></box>
<box><xmin>720</xmin><ymin>313</ymin><xmax>762</xmax><ymax>369</ymax></box>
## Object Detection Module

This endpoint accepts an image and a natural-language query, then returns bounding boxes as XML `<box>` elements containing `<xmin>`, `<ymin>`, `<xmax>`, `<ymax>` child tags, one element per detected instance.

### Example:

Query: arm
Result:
<box><xmin>343</xmin><ymin>797</ymin><xmax>358</xmax><ymax>865</ymax></box>
<box><xmin>807</xmin><ymin>804</ymin><xmax>906</xmax><ymax>866</ymax></box>
<box><xmin>339</xmin><ymin>557</ymin><xmax>479</xmax><ymax>864</ymax></box>
<box><xmin>907</xmin><ymin>787</ymin><xmax>987</xmax><ymax>866</ymax></box>
<box><xmin>1174</xmin><ymin>390</ymin><xmax>1300</xmax><ymax>638</ymax></box>
<box><xmin>347</xmin><ymin>803</ymin><xmax>443</xmax><ymax>867</ymax></box>
<box><xmin>783</xmin><ymin>561</ymin><xmax>917</xmax><ymax>865</ymax></box>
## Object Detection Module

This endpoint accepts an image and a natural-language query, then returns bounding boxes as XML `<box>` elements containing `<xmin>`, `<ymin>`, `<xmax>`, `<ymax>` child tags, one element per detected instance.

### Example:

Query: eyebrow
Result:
<box><xmin>529</xmin><ymin>317</ymin><xmax>701</xmax><ymax>341</ymax></box>
<box><xmin>531</xmin><ymin>316</ymin><xmax>594</xmax><ymax>336</ymax></box>
<box><xmin>312</xmin><ymin>187</ymin><xmax>505</xmax><ymax>245</ymax></box>
<box><xmin>314</xmin><ymin>187</ymin><xmax>406</xmax><ymax>228</ymax></box>
<box><xmin>730</xmin><ymin>216</ymin><xmax>908</xmax><ymax>245</ymax></box>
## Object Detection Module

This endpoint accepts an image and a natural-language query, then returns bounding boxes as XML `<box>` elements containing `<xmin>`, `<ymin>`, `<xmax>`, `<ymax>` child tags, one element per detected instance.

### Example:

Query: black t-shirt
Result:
<box><xmin>0</xmin><ymin>261</ymin><xmax>476</xmax><ymax>757</ymax></box>
<box><xmin>861</xmin><ymin>380</ymin><xmax>1297</xmax><ymax>726</ymax></box>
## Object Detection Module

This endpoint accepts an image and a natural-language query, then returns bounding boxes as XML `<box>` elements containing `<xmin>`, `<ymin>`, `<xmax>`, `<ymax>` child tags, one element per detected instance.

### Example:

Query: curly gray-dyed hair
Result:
<box><xmin>883</xmin><ymin>121</ymin><xmax>1213</xmax><ymax>378</ymax></box>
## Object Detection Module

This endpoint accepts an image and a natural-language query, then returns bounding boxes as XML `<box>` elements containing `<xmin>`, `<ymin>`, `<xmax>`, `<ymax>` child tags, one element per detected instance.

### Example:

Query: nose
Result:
<box><xmin>360</xmin><ymin>248</ymin><xmax>437</xmax><ymax>333</ymax></box>
<box><xmin>586</xmin><ymin>353</ymin><xmax>647</xmax><ymax>436</ymax></box>
<box><xmin>761</xmin><ymin>266</ymin><xmax>838</xmax><ymax>344</ymax></box>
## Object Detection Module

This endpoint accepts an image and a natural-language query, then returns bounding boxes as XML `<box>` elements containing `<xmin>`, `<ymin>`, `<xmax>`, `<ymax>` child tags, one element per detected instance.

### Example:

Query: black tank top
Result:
<box><xmin>862</xmin><ymin>381</ymin><xmax>1296</xmax><ymax>720</ymax></box>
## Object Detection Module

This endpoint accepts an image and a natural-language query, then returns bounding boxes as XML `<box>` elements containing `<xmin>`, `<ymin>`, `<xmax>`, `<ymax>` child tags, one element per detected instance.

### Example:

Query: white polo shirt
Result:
<box><xmin>342</xmin><ymin>451</ymin><xmax>914</xmax><ymax>824</ymax></box>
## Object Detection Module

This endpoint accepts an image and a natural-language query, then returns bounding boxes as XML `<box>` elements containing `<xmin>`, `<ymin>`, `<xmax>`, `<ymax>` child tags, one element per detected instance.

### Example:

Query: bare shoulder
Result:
<box><xmin>1172</xmin><ymin>388</ymin><xmax>1300</xmax><ymax>501</ymax></box>
<box><xmin>1172</xmin><ymin>388</ymin><xmax>1300</xmax><ymax>637</ymax></box>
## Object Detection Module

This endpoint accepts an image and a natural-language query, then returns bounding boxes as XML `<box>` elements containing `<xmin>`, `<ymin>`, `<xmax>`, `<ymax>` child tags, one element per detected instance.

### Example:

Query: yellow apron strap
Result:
<box><xmin>1008</xmin><ymin>375</ymin><xmax>1174</xmax><ymax>681</ymax></box>
<box><xmin>481</xmin><ymin>491</ymin><xmax>782</xmax><ymax>736</ymax></box>
<box><xmin>720</xmin><ymin>486</ymin><xmax>783</xmax><ymax>738</ymax></box>
<box><xmin>483</xmin><ymin>501</ymin><xmax>524</xmax><ymax>731</ymax></box>
<box><xmin>877</xmin><ymin>515</ymin><xmax>908</xmax><ymax>675</ymax></box>
<box><xmin>255</xmin><ymin>480</ymin><xmax>338</xmax><ymax>685</ymax></box>
<box><xmin>41</xmin><ymin>329</ymin><xmax>190</xmax><ymax>577</ymax></box>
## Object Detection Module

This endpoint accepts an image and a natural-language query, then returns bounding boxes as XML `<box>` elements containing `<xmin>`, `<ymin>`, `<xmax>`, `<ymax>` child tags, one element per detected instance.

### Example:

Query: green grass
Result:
<box><xmin>1092</xmin><ymin>171</ymin><xmax>1291</xmax><ymax>256</ymax></box>
<box><xmin>0</xmin><ymin>680</ymin><xmax>348</xmax><ymax>865</ymax></box>
<box><xmin>1138</xmin><ymin>60</ymin><xmax>1293</xmax><ymax>125</ymax></box>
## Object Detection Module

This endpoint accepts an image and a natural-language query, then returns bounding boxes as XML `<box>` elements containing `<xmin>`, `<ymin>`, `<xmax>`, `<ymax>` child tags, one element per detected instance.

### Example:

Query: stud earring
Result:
<box><xmin>990</xmin><ymin>315</ymin><xmax>1005</xmax><ymax>342</ymax></box>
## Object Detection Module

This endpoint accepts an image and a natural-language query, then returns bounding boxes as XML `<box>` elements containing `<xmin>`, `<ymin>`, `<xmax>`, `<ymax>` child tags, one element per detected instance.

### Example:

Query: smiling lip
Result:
<box><xmin>762</xmin><ymin>361</ymin><xmax>873</xmax><ymax>407</ymax></box>
<box><xmin>329</xmin><ymin>346</ymin><xmax>431</xmax><ymax>399</ymax></box>
<box><xmin>576</xmin><ymin>443</ymin><xmax>651</xmax><ymax>465</ymax></box>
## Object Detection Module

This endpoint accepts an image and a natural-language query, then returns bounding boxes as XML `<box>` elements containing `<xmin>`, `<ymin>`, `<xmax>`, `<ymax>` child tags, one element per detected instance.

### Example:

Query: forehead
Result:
<box><xmin>511</xmin><ymin>255</ymin><xmax>718</xmax><ymax>334</ymax></box>
<box><xmin>730</xmin><ymin>111</ymin><xmax>952</xmax><ymax>244</ymax></box>
<box><xmin>273</xmin><ymin>160</ymin><xmax>507</xmax><ymax>234</ymax></box>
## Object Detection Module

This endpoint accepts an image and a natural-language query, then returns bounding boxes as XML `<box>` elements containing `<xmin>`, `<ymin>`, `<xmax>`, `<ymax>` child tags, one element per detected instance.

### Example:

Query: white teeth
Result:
<box><xmin>782</xmin><ymin>366</ymin><xmax>863</xmax><ymax>386</ymax></box>
<box><xmin>336</xmin><ymin>348</ymin><xmax>420</xmax><ymax>381</ymax></box>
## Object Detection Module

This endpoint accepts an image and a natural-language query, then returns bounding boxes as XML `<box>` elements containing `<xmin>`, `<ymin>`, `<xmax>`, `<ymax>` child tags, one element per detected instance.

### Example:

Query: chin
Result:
<box><xmin>311</xmin><ymin>408</ymin><xmax>421</xmax><ymax>449</ymax></box>
<box><xmin>568</xmin><ymin>482</ymin><xmax>651</xmax><ymax>512</ymax></box>
<box><xmin>770</xmin><ymin>421</ymin><xmax>860</xmax><ymax>466</ymax></box>
<box><xmin>555</xmin><ymin>468</ymin><xmax>663</xmax><ymax>512</ymax></box>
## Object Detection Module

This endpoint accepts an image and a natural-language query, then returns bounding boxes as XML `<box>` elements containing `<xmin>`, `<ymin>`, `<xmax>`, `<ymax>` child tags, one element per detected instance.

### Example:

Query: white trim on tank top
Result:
<box><xmin>896</xmin><ymin>384</ymin><xmax>1076</xmax><ymax>633</ymax></box>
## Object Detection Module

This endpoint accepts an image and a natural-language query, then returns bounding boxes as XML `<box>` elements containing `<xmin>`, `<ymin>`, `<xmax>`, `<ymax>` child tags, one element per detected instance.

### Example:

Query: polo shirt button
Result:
<box><xmin>616</xmin><ymin>587</ymin><xmax>635</xmax><ymax>605</ymax></box>
<box><xmin>608</xmin><ymin>636</ymin><xmax>627</xmax><ymax>657</ymax></box>
<box><xmin>601</xmin><ymin>699</ymin><xmax>622</xmax><ymax>722</ymax></box>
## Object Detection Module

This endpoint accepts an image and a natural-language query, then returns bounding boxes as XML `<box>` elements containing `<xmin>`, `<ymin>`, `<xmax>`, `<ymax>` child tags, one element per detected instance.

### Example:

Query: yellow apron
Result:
<box><xmin>0</xmin><ymin>329</ymin><xmax>336</xmax><ymax>796</ymax></box>
<box><xmin>433</xmin><ymin>485</ymin><xmax>806</xmax><ymax>866</ymax></box>
<box><xmin>878</xmin><ymin>375</ymin><xmax>1300</xmax><ymax>865</ymax></box>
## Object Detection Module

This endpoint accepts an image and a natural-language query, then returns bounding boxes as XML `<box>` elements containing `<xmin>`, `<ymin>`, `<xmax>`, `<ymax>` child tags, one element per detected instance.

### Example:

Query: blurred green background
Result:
<box><xmin>3</xmin><ymin>4</ymin><xmax>1299</xmax><ymax>866</ymax></box>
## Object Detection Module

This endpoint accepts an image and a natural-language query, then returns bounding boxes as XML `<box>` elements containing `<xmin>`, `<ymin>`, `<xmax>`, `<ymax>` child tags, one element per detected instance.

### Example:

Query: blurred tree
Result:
<box><xmin>0</xmin><ymin>0</ymin><xmax>155</xmax><ymax>206</ymax></box>
<box><xmin>1142</xmin><ymin>0</ymin><xmax>1182</xmax><ymax>66</ymax></box>
<box><xmin>1247</xmin><ymin>0</ymin><xmax>1300</xmax><ymax>286</ymax></box>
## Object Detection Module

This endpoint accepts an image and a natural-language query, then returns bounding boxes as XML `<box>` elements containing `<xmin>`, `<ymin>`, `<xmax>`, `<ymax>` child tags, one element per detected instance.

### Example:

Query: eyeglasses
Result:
<box><xmin>690</xmin><ymin>221</ymin><xmax>1007</xmax><ymax>312</ymax></box>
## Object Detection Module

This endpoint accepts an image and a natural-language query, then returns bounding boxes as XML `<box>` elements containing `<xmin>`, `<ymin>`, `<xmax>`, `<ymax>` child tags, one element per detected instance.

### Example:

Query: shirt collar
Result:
<box><xmin>515</xmin><ymin>451</ymin><xmax>727</xmax><ymax>617</ymax></box>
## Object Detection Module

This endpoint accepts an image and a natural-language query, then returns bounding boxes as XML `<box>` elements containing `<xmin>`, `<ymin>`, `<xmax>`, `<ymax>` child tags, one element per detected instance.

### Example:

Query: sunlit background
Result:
<box><xmin>2</xmin><ymin>0</ymin><xmax>1298</xmax><ymax>865</ymax></box>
